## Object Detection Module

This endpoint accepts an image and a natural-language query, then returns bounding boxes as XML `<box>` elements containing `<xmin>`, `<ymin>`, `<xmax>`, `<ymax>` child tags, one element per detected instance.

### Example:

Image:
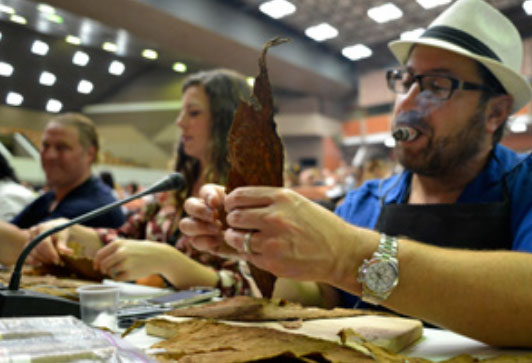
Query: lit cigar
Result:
<box><xmin>392</xmin><ymin>127</ymin><xmax>419</xmax><ymax>142</ymax></box>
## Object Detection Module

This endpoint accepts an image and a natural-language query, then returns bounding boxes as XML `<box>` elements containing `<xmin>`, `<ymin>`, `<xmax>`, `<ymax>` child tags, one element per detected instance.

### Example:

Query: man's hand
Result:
<box><xmin>26</xmin><ymin>218</ymin><xmax>73</xmax><ymax>266</ymax></box>
<box><xmin>221</xmin><ymin>186</ymin><xmax>354</xmax><ymax>284</ymax></box>
<box><xmin>179</xmin><ymin>184</ymin><xmax>236</xmax><ymax>257</ymax></box>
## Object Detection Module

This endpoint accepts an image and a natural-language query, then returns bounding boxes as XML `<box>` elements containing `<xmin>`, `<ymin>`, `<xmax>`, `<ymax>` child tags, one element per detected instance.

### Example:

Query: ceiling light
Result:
<box><xmin>108</xmin><ymin>60</ymin><xmax>125</xmax><ymax>75</ymax></box>
<box><xmin>6</xmin><ymin>92</ymin><xmax>23</xmax><ymax>106</ymax></box>
<box><xmin>305</xmin><ymin>23</ymin><xmax>339</xmax><ymax>42</ymax></box>
<box><xmin>246</xmin><ymin>77</ymin><xmax>255</xmax><ymax>87</ymax></box>
<box><xmin>39</xmin><ymin>71</ymin><xmax>56</xmax><ymax>86</ymax></box>
<box><xmin>46</xmin><ymin>13</ymin><xmax>63</xmax><ymax>23</ymax></box>
<box><xmin>46</xmin><ymin>99</ymin><xmax>62</xmax><ymax>113</ymax></box>
<box><xmin>172</xmin><ymin>62</ymin><xmax>187</xmax><ymax>73</ymax></box>
<box><xmin>524</xmin><ymin>0</ymin><xmax>532</xmax><ymax>15</ymax></box>
<box><xmin>72</xmin><ymin>51</ymin><xmax>90</xmax><ymax>66</ymax></box>
<box><xmin>37</xmin><ymin>3</ymin><xmax>55</xmax><ymax>14</ymax></box>
<box><xmin>141</xmin><ymin>49</ymin><xmax>158</xmax><ymax>60</ymax></box>
<box><xmin>367</xmin><ymin>3</ymin><xmax>403</xmax><ymax>23</ymax></box>
<box><xmin>102</xmin><ymin>42</ymin><xmax>117</xmax><ymax>52</ymax></box>
<box><xmin>65</xmin><ymin>35</ymin><xmax>81</xmax><ymax>45</ymax></box>
<box><xmin>342</xmin><ymin>44</ymin><xmax>372</xmax><ymax>61</ymax></box>
<box><xmin>31</xmin><ymin>40</ymin><xmax>49</xmax><ymax>56</ymax></box>
<box><xmin>400</xmin><ymin>28</ymin><xmax>425</xmax><ymax>40</ymax></box>
<box><xmin>0</xmin><ymin>62</ymin><xmax>13</xmax><ymax>77</ymax></box>
<box><xmin>77</xmin><ymin>79</ymin><xmax>93</xmax><ymax>94</ymax></box>
<box><xmin>10</xmin><ymin>14</ymin><xmax>27</xmax><ymax>24</ymax></box>
<box><xmin>0</xmin><ymin>5</ymin><xmax>15</xmax><ymax>14</ymax></box>
<box><xmin>259</xmin><ymin>0</ymin><xmax>296</xmax><ymax>19</ymax></box>
<box><xmin>416</xmin><ymin>0</ymin><xmax>452</xmax><ymax>9</ymax></box>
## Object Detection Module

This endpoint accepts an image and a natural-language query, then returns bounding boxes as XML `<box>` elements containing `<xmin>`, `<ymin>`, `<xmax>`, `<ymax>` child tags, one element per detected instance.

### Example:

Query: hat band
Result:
<box><xmin>421</xmin><ymin>25</ymin><xmax>501</xmax><ymax>62</ymax></box>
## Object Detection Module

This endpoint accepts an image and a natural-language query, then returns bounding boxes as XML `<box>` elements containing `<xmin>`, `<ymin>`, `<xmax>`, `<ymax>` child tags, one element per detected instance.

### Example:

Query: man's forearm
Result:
<box><xmin>331</xmin><ymin>228</ymin><xmax>532</xmax><ymax>347</ymax></box>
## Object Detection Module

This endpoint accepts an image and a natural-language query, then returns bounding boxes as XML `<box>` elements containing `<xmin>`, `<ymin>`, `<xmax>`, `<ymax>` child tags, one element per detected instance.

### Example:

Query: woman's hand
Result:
<box><xmin>180</xmin><ymin>184</ymin><xmax>236</xmax><ymax>257</ymax></box>
<box><xmin>93</xmin><ymin>239</ymin><xmax>167</xmax><ymax>281</ymax></box>
<box><xmin>27</xmin><ymin>218</ymin><xmax>73</xmax><ymax>266</ymax></box>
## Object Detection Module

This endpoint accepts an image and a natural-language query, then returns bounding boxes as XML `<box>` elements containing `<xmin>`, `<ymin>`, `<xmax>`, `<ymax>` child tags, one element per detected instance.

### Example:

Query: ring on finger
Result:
<box><xmin>243</xmin><ymin>231</ymin><xmax>254</xmax><ymax>254</ymax></box>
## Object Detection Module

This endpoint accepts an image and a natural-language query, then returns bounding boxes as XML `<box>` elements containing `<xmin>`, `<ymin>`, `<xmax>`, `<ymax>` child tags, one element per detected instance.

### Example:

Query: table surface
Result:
<box><xmin>121</xmin><ymin>321</ymin><xmax>530</xmax><ymax>362</ymax></box>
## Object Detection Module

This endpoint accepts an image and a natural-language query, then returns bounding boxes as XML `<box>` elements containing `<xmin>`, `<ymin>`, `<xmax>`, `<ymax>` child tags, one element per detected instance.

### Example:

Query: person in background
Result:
<box><xmin>11</xmin><ymin>113</ymin><xmax>125</xmax><ymax>229</ymax></box>
<box><xmin>0</xmin><ymin>114</ymin><xmax>125</xmax><ymax>266</ymax></box>
<box><xmin>180</xmin><ymin>0</ymin><xmax>532</xmax><ymax>347</ymax></box>
<box><xmin>0</xmin><ymin>152</ymin><xmax>35</xmax><ymax>222</ymax></box>
<box><xmin>27</xmin><ymin>69</ymin><xmax>253</xmax><ymax>297</ymax></box>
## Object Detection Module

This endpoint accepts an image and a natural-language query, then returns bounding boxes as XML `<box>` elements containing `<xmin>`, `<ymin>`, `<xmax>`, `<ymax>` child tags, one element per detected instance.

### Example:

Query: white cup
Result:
<box><xmin>77</xmin><ymin>284</ymin><xmax>120</xmax><ymax>330</ymax></box>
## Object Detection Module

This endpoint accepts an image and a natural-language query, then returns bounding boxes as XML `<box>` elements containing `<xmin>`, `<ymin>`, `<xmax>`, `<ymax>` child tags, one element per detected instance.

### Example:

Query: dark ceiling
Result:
<box><xmin>0</xmin><ymin>0</ymin><xmax>531</xmax><ymax>116</ymax></box>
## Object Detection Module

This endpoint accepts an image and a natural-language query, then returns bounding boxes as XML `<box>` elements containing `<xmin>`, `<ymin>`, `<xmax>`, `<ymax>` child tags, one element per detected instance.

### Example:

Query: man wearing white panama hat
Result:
<box><xmin>180</xmin><ymin>0</ymin><xmax>532</xmax><ymax>347</ymax></box>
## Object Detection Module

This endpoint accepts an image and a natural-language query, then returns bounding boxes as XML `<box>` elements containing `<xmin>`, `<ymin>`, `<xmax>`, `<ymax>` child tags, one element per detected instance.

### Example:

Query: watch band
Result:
<box><xmin>375</xmin><ymin>233</ymin><xmax>398</xmax><ymax>261</ymax></box>
<box><xmin>358</xmin><ymin>233</ymin><xmax>399</xmax><ymax>305</ymax></box>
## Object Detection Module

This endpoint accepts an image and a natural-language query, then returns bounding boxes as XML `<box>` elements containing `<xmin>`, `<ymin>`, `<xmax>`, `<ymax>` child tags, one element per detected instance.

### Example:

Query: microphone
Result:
<box><xmin>392</xmin><ymin>127</ymin><xmax>419</xmax><ymax>142</ymax></box>
<box><xmin>0</xmin><ymin>172</ymin><xmax>185</xmax><ymax>318</ymax></box>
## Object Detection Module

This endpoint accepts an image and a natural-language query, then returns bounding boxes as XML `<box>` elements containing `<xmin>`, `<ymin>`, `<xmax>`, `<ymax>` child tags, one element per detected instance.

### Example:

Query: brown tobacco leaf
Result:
<box><xmin>225</xmin><ymin>37</ymin><xmax>289</xmax><ymax>298</ymax></box>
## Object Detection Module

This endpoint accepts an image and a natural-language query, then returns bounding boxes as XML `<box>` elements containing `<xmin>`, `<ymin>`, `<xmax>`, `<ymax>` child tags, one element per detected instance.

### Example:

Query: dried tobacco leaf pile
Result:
<box><xmin>225</xmin><ymin>37</ymin><xmax>289</xmax><ymax>298</ymax></box>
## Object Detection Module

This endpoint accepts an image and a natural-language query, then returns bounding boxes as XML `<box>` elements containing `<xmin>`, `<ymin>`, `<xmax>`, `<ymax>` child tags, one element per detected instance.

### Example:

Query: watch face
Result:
<box><xmin>365</xmin><ymin>261</ymin><xmax>398</xmax><ymax>293</ymax></box>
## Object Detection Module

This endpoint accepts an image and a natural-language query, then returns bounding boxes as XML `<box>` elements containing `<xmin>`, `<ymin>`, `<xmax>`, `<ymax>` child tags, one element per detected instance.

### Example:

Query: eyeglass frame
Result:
<box><xmin>386</xmin><ymin>68</ymin><xmax>496</xmax><ymax>100</ymax></box>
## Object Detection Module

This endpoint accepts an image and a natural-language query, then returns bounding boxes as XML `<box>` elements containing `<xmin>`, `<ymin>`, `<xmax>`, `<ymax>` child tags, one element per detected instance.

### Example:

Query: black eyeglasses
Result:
<box><xmin>386</xmin><ymin>68</ymin><xmax>495</xmax><ymax>100</ymax></box>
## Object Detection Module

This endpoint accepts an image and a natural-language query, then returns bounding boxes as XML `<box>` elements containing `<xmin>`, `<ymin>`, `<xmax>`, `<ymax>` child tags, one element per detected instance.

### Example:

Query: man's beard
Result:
<box><xmin>397</xmin><ymin>106</ymin><xmax>488</xmax><ymax>177</ymax></box>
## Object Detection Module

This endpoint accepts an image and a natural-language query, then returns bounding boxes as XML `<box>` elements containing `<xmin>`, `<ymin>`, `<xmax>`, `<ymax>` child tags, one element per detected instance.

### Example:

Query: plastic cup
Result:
<box><xmin>77</xmin><ymin>284</ymin><xmax>120</xmax><ymax>330</ymax></box>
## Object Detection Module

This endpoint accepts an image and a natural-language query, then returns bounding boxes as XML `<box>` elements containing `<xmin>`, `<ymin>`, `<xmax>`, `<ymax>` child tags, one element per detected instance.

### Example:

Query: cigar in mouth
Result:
<box><xmin>392</xmin><ymin>127</ymin><xmax>419</xmax><ymax>142</ymax></box>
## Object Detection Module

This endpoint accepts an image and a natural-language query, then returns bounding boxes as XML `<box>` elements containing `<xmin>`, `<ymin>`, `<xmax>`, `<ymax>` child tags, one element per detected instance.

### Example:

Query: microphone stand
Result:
<box><xmin>0</xmin><ymin>172</ymin><xmax>184</xmax><ymax>317</ymax></box>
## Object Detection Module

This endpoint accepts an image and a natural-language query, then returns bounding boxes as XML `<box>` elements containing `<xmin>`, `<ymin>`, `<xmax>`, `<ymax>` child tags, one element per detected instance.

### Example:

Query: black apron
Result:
<box><xmin>375</xmin><ymin>174</ymin><xmax>512</xmax><ymax>251</ymax></box>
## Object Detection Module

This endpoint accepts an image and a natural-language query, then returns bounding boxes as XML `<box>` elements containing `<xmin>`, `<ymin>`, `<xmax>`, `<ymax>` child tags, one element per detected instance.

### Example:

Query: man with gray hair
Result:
<box><xmin>0</xmin><ymin>113</ymin><xmax>125</xmax><ymax>265</ymax></box>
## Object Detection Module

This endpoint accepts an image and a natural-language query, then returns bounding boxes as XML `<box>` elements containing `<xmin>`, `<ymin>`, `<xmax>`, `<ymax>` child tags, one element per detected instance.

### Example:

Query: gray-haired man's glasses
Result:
<box><xmin>386</xmin><ymin>68</ymin><xmax>495</xmax><ymax>101</ymax></box>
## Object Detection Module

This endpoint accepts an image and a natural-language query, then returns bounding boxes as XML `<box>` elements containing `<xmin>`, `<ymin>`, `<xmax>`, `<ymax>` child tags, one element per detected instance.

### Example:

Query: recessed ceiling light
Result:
<box><xmin>259</xmin><ymin>0</ymin><xmax>296</xmax><ymax>19</ymax></box>
<box><xmin>102</xmin><ymin>42</ymin><xmax>118</xmax><ymax>53</ymax></box>
<box><xmin>108</xmin><ymin>60</ymin><xmax>125</xmax><ymax>75</ymax></box>
<box><xmin>39</xmin><ymin>71</ymin><xmax>56</xmax><ymax>86</ymax></box>
<box><xmin>0</xmin><ymin>5</ymin><xmax>15</xmax><ymax>14</ymax></box>
<box><xmin>367</xmin><ymin>3</ymin><xmax>403</xmax><ymax>23</ymax></box>
<box><xmin>0</xmin><ymin>62</ymin><xmax>14</xmax><ymax>77</ymax></box>
<box><xmin>416</xmin><ymin>0</ymin><xmax>451</xmax><ymax>9</ymax></box>
<box><xmin>172</xmin><ymin>62</ymin><xmax>187</xmax><ymax>73</ymax></box>
<box><xmin>305</xmin><ymin>23</ymin><xmax>339</xmax><ymax>42</ymax></box>
<box><xmin>77</xmin><ymin>79</ymin><xmax>93</xmax><ymax>94</ymax></box>
<box><xmin>31</xmin><ymin>40</ymin><xmax>49</xmax><ymax>56</ymax></box>
<box><xmin>342</xmin><ymin>44</ymin><xmax>372</xmax><ymax>61</ymax></box>
<box><xmin>46</xmin><ymin>99</ymin><xmax>62</xmax><ymax>113</ymax></box>
<box><xmin>46</xmin><ymin>13</ymin><xmax>63</xmax><ymax>24</ymax></box>
<box><xmin>72</xmin><ymin>51</ymin><xmax>90</xmax><ymax>66</ymax></box>
<box><xmin>142</xmin><ymin>49</ymin><xmax>158</xmax><ymax>60</ymax></box>
<box><xmin>65</xmin><ymin>35</ymin><xmax>81</xmax><ymax>45</ymax></box>
<box><xmin>6</xmin><ymin>92</ymin><xmax>23</xmax><ymax>106</ymax></box>
<box><xmin>524</xmin><ymin>0</ymin><xmax>532</xmax><ymax>15</ymax></box>
<box><xmin>400</xmin><ymin>28</ymin><xmax>425</xmax><ymax>40</ymax></box>
<box><xmin>10</xmin><ymin>14</ymin><xmax>27</xmax><ymax>25</ymax></box>
<box><xmin>37</xmin><ymin>4</ymin><xmax>55</xmax><ymax>14</ymax></box>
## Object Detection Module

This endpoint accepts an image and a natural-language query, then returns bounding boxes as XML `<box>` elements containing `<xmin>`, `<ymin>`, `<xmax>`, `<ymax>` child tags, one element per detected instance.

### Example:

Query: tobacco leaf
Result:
<box><xmin>225</xmin><ymin>37</ymin><xmax>289</xmax><ymax>298</ymax></box>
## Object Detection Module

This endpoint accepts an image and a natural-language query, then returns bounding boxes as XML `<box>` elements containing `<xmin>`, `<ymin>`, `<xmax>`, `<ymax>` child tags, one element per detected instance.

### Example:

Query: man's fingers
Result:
<box><xmin>199</xmin><ymin>184</ymin><xmax>226</xmax><ymax>209</ymax></box>
<box><xmin>183</xmin><ymin>198</ymin><xmax>216</xmax><ymax>223</ymax></box>
<box><xmin>179</xmin><ymin>217</ymin><xmax>221</xmax><ymax>237</ymax></box>
<box><xmin>224</xmin><ymin>187</ymin><xmax>277</xmax><ymax>212</ymax></box>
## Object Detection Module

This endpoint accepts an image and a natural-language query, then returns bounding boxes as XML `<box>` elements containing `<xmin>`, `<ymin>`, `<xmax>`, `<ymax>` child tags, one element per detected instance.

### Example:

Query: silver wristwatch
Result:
<box><xmin>357</xmin><ymin>233</ymin><xmax>399</xmax><ymax>305</ymax></box>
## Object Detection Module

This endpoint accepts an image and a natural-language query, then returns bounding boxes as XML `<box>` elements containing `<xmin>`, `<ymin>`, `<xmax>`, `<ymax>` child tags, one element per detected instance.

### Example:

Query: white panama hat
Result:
<box><xmin>388</xmin><ymin>0</ymin><xmax>532</xmax><ymax>114</ymax></box>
